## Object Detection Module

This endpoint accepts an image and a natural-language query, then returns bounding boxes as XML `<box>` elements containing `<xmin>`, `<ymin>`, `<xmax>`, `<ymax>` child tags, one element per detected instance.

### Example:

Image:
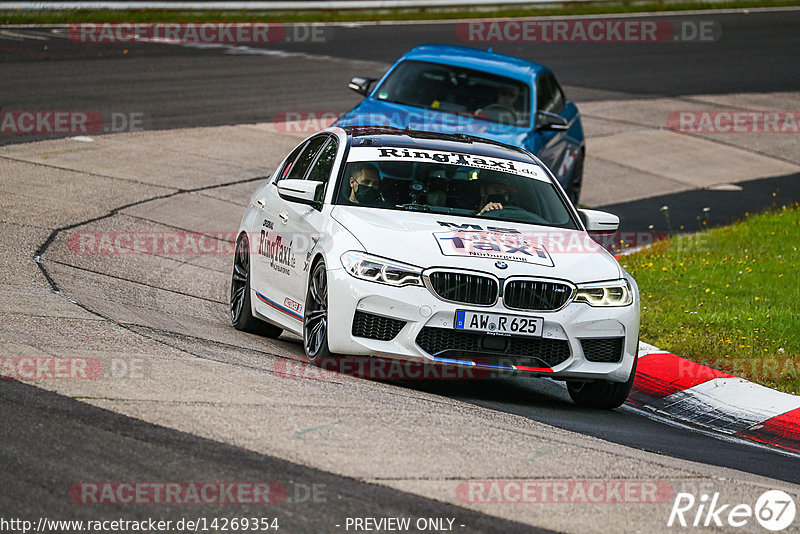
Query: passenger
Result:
<box><xmin>347</xmin><ymin>163</ymin><xmax>387</xmax><ymax>206</ymax></box>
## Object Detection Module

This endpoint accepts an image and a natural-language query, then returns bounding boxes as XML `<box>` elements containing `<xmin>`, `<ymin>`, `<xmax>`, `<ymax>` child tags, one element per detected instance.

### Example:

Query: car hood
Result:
<box><xmin>336</xmin><ymin>99</ymin><xmax>528</xmax><ymax>148</ymax></box>
<box><xmin>330</xmin><ymin>207</ymin><xmax>622</xmax><ymax>284</ymax></box>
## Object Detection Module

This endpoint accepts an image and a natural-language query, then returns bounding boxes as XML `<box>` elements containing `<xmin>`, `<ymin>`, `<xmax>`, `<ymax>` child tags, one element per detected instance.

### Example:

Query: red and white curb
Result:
<box><xmin>630</xmin><ymin>342</ymin><xmax>800</xmax><ymax>453</ymax></box>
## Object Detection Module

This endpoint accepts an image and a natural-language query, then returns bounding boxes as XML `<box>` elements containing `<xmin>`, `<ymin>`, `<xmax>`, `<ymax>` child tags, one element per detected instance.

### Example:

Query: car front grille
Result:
<box><xmin>426</xmin><ymin>271</ymin><xmax>498</xmax><ymax>306</ymax></box>
<box><xmin>581</xmin><ymin>337</ymin><xmax>624</xmax><ymax>363</ymax></box>
<box><xmin>351</xmin><ymin>311</ymin><xmax>406</xmax><ymax>341</ymax></box>
<box><xmin>415</xmin><ymin>327</ymin><xmax>571</xmax><ymax>368</ymax></box>
<box><xmin>503</xmin><ymin>279</ymin><xmax>573</xmax><ymax>311</ymax></box>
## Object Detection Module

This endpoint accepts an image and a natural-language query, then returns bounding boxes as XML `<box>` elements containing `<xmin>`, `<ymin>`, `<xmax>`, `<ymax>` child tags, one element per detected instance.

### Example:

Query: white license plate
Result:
<box><xmin>454</xmin><ymin>311</ymin><xmax>543</xmax><ymax>338</ymax></box>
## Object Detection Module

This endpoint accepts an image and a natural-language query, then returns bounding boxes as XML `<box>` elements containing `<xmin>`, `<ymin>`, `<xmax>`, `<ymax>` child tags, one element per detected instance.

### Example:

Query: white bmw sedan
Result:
<box><xmin>231</xmin><ymin>126</ymin><xmax>639</xmax><ymax>408</ymax></box>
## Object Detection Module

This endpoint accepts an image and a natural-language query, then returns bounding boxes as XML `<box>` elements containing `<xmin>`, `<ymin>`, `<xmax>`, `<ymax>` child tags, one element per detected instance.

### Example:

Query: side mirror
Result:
<box><xmin>348</xmin><ymin>76</ymin><xmax>377</xmax><ymax>97</ymax></box>
<box><xmin>535</xmin><ymin>110</ymin><xmax>569</xmax><ymax>131</ymax></box>
<box><xmin>277</xmin><ymin>179</ymin><xmax>323</xmax><ymax>209</ymax></box>
<box><xmin>578</xmin><ymin>209</ymin><xmax>619</xmax><ymax>233</ymax></box>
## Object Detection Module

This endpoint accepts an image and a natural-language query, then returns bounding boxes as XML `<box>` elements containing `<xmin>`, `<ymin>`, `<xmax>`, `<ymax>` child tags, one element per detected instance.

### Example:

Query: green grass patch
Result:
<box><xmin>2</xmin><ymin>0</ymin><xmax>800</xmax><ymax>24</ymax></box>
<box><xmin>621</xmin><ymin>203</ymin><xmax>800</xmax><ymax>394</ymax></box>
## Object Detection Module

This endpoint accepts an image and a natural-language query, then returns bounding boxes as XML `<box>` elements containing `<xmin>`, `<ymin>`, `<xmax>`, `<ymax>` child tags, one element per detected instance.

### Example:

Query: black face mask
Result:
<box><xmin>486</xmin><ymin>193</ymin><xmax>508</xmax><ymax>204</ymax></box>
<box><xmin>354</xmin><ymin>183</ymin><xmax>380</xmax><ymax>204</ymax></box>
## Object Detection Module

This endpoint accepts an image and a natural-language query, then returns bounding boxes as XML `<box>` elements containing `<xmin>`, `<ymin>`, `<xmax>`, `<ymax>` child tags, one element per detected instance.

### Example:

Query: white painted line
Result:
<box><xmin>637</xmin><ymin>340</ymin><xmax>666</xmax><ymax>358</ymax></box>
<box><xmin>654</xmin><ymin>377</ymin><xmax>800</xmax><ymax>434</ymax></box>
<box><xmin>684</xmin><ymin>377</ymin><xmax>800</xmax><ymax>420</ymax></box>
<box><xmin>621</xmin><ymin>403</ymin><xmax>800</xmax><ymax>460</ymax></box>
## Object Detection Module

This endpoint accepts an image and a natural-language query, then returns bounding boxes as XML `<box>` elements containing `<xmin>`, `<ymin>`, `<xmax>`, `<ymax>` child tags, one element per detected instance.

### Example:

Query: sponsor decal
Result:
<box><xmin>283</xmin><ymin>297</ymin><xmax>302</xmax><ymax>314</ymax></box>
<box><xmin>255</xmin><ymin>292</ymin><xmax>303</xmax><ymax>322</ymax></box>
<box><xmin>433</xmin><ymin>231</ymin><xmax>554</xmax><ymax>266</ymax></box>
<box><xmin>258</xmin><ymin>231</ymin><xmax>295</xmax><ymax>276</ymax></box>
<box><xmin>347</xmin><ymin>147</ymin><xmax>546</xmax><ymax>181</ymax></box>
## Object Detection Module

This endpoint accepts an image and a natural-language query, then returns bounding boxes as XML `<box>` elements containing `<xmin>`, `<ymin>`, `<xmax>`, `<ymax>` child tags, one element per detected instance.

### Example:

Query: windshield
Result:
<box><xmin>374</xmin><ymin>60</ymin><xmax>531</xmax><ymax>128</ymax></box>
<box><xmin>334</xmin><ymin>147</ymin><xmax>577</xmax><ymax>229</ymax></box>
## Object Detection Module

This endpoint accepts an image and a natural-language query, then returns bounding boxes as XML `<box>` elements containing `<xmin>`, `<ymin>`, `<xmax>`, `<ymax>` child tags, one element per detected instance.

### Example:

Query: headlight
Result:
<box><xmin>574</xmin><ymin>279</ymin><xmax>633</xmax><ymax>306</ymax></box>
<box><xmin>340</xmin><ymin>251</ymin><xmax>423</xmax><ymax>287</ymax></box>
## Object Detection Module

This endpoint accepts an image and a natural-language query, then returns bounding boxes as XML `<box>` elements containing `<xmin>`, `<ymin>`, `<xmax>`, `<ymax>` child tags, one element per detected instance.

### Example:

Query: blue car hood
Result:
<box><xmin>335</xmin><ymin>99</ymin><xmax>529</xmax><ymax>148</ymax></box>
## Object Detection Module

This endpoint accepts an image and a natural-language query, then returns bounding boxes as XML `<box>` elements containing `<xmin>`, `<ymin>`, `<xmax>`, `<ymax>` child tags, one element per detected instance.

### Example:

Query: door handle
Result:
<box><xmin>279</xmin><ymin>212</ymin><xmax>289</xmax><ymax>224</ymax></box>
<box><xmin>257</xmin><ymin>198</ymin><xmax>266</xmax><ymax>208</ymax></box>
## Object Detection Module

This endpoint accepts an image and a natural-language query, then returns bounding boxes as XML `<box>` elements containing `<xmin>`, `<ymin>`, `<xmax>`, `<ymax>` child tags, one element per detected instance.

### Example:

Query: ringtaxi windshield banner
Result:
<box><xmin>346</xmin><ymin>147</ymin><xmax>548</xmax><ymax>182</ymax></box>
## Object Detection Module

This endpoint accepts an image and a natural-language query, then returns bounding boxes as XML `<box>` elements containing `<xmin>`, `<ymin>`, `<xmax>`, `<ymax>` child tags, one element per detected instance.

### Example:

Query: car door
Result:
<box><xmin>251</xmin><ymin>135</ymin><xmax>328</xmax><ymax>331</ymax></box>
<box><xmin>281</xmin><ymin>135</ymin><xmax>340</xmax><ymax>312</ymax></box>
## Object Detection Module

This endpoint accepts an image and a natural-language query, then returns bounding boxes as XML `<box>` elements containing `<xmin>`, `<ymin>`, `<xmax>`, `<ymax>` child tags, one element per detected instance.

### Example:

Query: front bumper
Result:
<box><xmin>326</xmin><ymin>267</ymin><xmax>639</xmax><ymax>383</ymax></box>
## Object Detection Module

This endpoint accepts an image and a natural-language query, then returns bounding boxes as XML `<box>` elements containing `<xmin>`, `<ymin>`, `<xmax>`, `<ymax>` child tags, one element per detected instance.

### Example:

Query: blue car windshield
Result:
<box><xmin>335</xmin><ymin>157</ymin><xmax>577</xmax><ymax>230</ymax></box>
<box><xmin>374</xmin><ymin>60</ymin><xmax>531</xmax><ymax>128</ymax></box>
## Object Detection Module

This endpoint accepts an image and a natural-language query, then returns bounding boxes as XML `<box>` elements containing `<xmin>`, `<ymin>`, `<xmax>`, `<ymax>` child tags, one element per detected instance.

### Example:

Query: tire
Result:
<box><xmin>566</xmin><ymin>150</ymin><xmax>584</xmax><ymax>205</ymax></box>
<box><xmin>303</xmin><ymin>259</ymin><xmax>333</xmax><ymax>361</ymax></box>
<box><xmin>567</xmin><ymin>354</ymin><xmax>637</xmax><ymax>409</ymax></box>
<box><xmin>230</xmin><ymin>233</ymin><xmax>282</xmax><ymax>338</ymax></box>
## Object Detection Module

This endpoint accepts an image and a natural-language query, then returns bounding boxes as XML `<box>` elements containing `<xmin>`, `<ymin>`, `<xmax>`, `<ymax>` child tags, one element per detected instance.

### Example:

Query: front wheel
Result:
<box><xmin>304</xmin><ymin>259</ymin><xmax>332</xmax><ymax>360</ymax></box>
<box><xmin>567</xmin><ymin>355</ymin><xmax>637</xmax><ymax>409</ymax></box>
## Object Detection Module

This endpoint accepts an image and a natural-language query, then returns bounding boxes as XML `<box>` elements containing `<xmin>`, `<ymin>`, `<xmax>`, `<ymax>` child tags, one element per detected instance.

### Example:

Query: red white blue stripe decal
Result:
<box><xmin>254</xmin><ymin>291</ymin><xmax>304</xmax><ymax>322</ymax></box>
<box><xmin>433</xmin><ymin>356</ymin><xmax>552</xmax><ymax>373</ymax></box>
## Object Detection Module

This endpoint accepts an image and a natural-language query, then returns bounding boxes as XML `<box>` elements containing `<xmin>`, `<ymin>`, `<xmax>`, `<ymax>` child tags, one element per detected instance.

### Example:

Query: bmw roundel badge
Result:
<box><xmin>495</xmin><ymin>261</ymin><xmax>508</xmax><ymax>269</ymax></box>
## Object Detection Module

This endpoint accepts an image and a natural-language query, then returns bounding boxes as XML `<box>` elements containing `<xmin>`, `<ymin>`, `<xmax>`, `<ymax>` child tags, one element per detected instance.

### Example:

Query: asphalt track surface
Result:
<box><xmin>1</xmin><ymin>9</ymin><xmax>800</xmax><ymax>529</ymax></box>
<box><xmin>2</xmin><ymin>9</ymin><xmax>800</xmax><ymax>145</ymax></box>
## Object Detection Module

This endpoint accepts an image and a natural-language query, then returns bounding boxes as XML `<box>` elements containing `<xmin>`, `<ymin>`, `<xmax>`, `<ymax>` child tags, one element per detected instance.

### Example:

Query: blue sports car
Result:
<box><xmin>336</xmin><ymin>44</ymin><xmax>585</xmax><ymax>203</ymax></box>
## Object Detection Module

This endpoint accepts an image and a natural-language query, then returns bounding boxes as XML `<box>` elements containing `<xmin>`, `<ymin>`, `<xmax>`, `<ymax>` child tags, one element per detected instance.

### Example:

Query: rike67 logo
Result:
<box><xmin>668</xmin><ymin>490</ymin><xmax>796</xmax><ymax>531</ymax></box>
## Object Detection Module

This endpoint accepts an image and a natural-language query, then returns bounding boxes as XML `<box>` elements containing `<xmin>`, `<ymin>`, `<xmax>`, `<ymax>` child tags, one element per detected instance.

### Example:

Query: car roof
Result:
<box><xmin>337</xmin><ymin>126</ymin><xmax>541</xmax><ymax>165</ymax></box>
<box><xmin>399</xmin><ymin>44</ymin><xmax>546</xmax><ymax>82</ymax></box>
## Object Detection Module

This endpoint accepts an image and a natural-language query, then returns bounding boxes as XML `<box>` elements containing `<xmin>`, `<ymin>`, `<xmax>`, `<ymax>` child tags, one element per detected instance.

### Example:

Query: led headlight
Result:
<box><xmin>340</xmin><ymin>251</ymin><xmax>423</xmax><ymax>287</ymax></box>
<box><xmin>574</xmin><ymin>279</ymin><xmax>633</xmax><ymax>306</ymax></box>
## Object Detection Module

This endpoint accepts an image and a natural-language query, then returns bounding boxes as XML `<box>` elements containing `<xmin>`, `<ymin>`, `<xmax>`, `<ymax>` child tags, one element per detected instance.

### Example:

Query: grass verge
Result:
<box><xmin>1</xmin><ymin>0</ymin><xmax>799</xmax><ymax>24</ymax></box>
<box><xmin>621</xmin><ymin>203</ymin><xmax>800</xmax><ymax>394</ymax></box>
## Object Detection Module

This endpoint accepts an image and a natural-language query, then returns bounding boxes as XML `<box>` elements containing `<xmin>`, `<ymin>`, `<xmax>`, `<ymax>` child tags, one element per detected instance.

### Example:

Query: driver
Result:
<box><xmin>476</xmin><ymin>172</ymin><xmax>516</xmax><ymax>216</ymax></box>
<box><xmin>496</xmin><ymin>85</ymin><xmax>520</xmax><ymax>109</ymax></box>
<box><xmin>347</xmin><ymin>163</ymin><xmax>387</xmax><ymax>206</ymax></box>
<box><xmin>474</xmin><ymin>85</ymin><xmax>520</xmax><ymax>125</ymax></box>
